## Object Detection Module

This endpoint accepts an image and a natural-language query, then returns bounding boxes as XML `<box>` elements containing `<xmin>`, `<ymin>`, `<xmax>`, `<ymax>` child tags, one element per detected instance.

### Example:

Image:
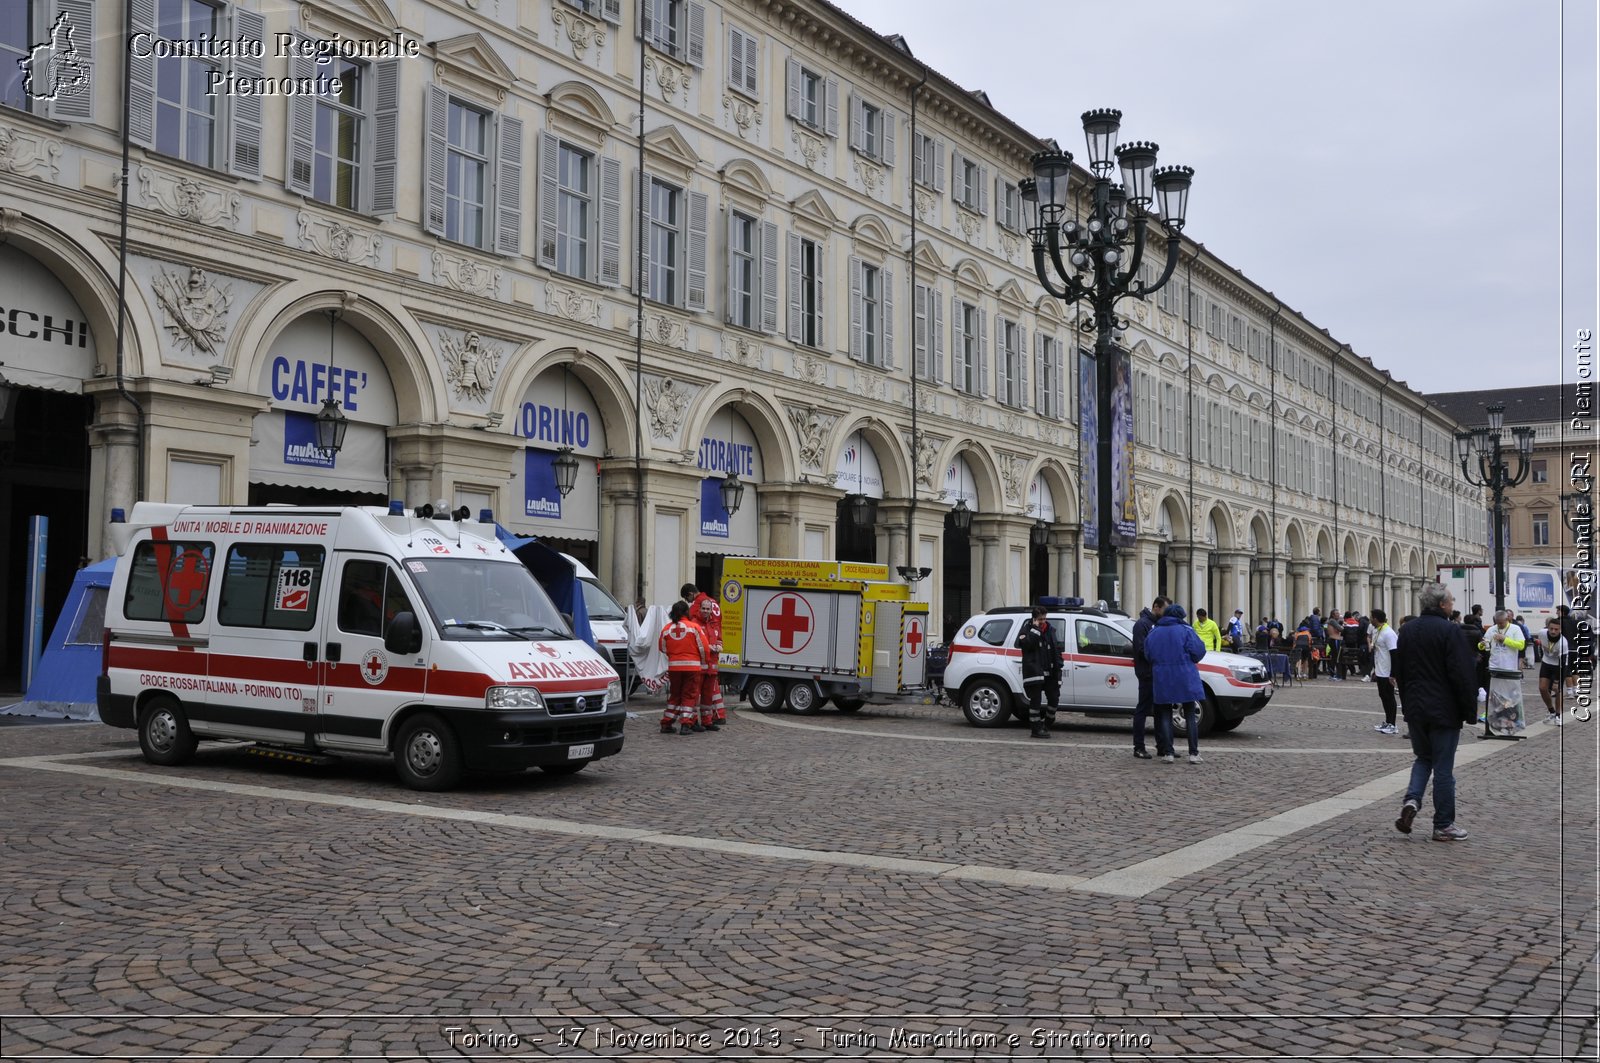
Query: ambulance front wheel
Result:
<box><xmin>786</xmin><ymin>682</ymin><xmax>820</xmax><ymax>714</ymax></box>
<box><xmin>138</xmin><ymin>696</ymin><xmax>198</xmax><ymax>765</ymax></box>
<box><xmin>748</xmin><ymin>678</ymin><xmax>782</xmax><ymax>711</ymax></box>
<box><xmin>394</xmin><ymin>713</ymin><xmax>464</xmax><ymax>791</ymax></box>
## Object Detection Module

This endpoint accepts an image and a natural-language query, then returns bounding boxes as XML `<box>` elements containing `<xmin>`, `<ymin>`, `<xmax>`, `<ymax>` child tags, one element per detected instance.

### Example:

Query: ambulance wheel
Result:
<box><xmin>748</xmin><ymin>678</ymin><xmax>782</xmax><ymax>712</ymax></box>
<box><xmin>786</xmin><ymin>682</ymin><xmax>820</xmax><ymax>714</ymax></box>
<box><xmin>833</xmin><ymin>696</ymin><xmax>867</xmax><ymax>712</ymax></box>
<box><xmin>394</xmin><ymin>713</ymin><xmax>463</xmax><ymax>791</ymax></box>
<box><xmin>138</xmin><ymin>697</ymin><xmax>197</xmax><ymax>765</ymax></box>
<box><xmin>961</xmin><ymin>680</ymin><xmax>1013</xmax><ymax>728</ymax></box>
<box><xmin>1169</xmin><ymin>697</ymin><xmax>1217</xmax><ymax>738</ymax></box>
<box><xmin>540</xmin><ymin>760</ymin><xmax>589</xmax><ymax>776</ymax></box>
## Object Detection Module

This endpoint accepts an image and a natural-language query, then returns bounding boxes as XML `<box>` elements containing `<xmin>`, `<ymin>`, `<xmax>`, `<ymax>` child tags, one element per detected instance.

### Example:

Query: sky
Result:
<box><xmin>833</xmin><ymin>0</ymin><xmax>1597</xmax><ymax>397</ymax></box>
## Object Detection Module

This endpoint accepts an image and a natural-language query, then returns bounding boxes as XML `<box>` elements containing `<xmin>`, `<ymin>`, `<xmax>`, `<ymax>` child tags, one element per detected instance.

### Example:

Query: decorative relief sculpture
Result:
<box><xmin>431</xmin><ymin>250</ymin><xmax>502</xmax><ymax>298</ymax></box>
<box><xmin>297</xmin><ymin>212</ymin><xmax>382</xmax><ymax>265</ymax></box>
<box><xmin>791</xmin><ymin>351</ymin><xmax>826</xmax><ymax>385</ymax></box>
<box><xmin>956</xmin><ymin>208</ymin><xmax>981</xmax><ymax>243</ymax></box>
<box><xmin>998</xmin><ymin>231</ymin><xmax>1021</xmax><ymax>264</ymax></box>
<box><xmin>721</xmin><ymin>334</ymin><xmax>762</xmax><ymax>368</ymax></box>
<box><xmin>916</xmin><ymin>389</ymin><xmax>936</xmax><ymax>415</ymax></box>
<box><xmin>138</xmin><ymin>166</ymin><xmax>240</xmax><ymax>229</ymax></box>
<box><xmin>787</xmin><ymin>406</ymin><xmax>836</xmax><ymax>472</ymax></box>
<box><xmin>852</xmin><ymin>370</ymin><xmax>885</xmax><ymax>401</ymax></box>
<box><xmin>1136</xmin><ymin>485</ymin><xmax>1158</xmax><ymax>524</ymax></box>
<box><xmin>153</xmin><ymin>266</ymin><xmax>232</xmax><ymax>356</ymax></box>
<box><xmin>644</xmin><ymin>376</ymin><xmax>694</xmax><ymax>441</ymax></box>
<box><xmin>722</xmin><ymin>96</ymin><xmax>762</xmax><ymax>141</ymax></box>
<box><xmin>644</xmin><ymin>56</ymin><xmax>691</xmax><ymax>106</ymax></box>
<box><xmin>545</xmin><ymin>283</ymin><xmax>603</xmax><ymax>326</ymax></box>
<box><xmin>913</xmin><ymin>433</ymin><xmax>944</xmax><ymax>489</ymax></box>
<box><xmin>791</xmin><ymin>128</ymin><xmax>826</xmax><ymax>172</ymax></box>
<box><xmin>852</xmin><ymin>157</ymin><xmax>882</xmax><ymax>196</ymax></box>
<box><xmin>999</xmin><ymin>453</ymin><xmax>1024</xmax><ymax>504</ymax></box>
<box><xmin>440</xmin><ymin>330</ymin><xmax>501</xmax><ymax>405</ymax></box>
<box><xmin>999</xmin><ymin>412</ymin><xmax>1025</xmax><ymax>438</ymax></box>
<box><xmin>642</xmin><ymin>311</ymin><xmax>688</xmax><ymax>349</ymax></box>
<box><xmin>551</xmin><ymin>7</ymin><xmax>606</xmax><ymax>60</ymax></box>
<box><xmin>957</xmin><ymin>398</ymin><xmax>982</xmax><ymax>426</ymax></box>
<box><xmin>0</xmin><ymin>124</ymin><xmax>61</xmax><ymax>180</ymax></box>
<box><xmin>914</xmin><ymin>189</ymin><xmax>935</xmax><ymax>222</ymax></box>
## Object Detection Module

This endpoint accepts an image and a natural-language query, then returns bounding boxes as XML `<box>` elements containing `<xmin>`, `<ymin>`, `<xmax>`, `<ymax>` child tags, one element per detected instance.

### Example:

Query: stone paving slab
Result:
<box><xmin>0</xmin><ymin>675</ymin><xmax>1593</xmax><ymax>1059</ymax></box>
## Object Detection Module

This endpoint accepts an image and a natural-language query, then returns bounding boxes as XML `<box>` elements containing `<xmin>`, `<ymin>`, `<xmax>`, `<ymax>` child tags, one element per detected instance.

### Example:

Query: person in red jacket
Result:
<box><xmin>658</xmin><ymin>600</ymin><xmax>708</xmax><ymax>734</ymax></box>
<box><xmin>691</xmin><ymin>589</ymin><xmax>726</xmax><ymax>730</ymax></box>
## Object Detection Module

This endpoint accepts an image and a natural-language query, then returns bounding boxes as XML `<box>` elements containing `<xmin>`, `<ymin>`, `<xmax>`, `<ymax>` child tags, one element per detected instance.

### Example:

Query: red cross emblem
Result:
<box><xmin>537</xmin><ymin>643</ymin><xmax>559</xmax><ymax>658</ymax></box>
<box><xmin>163</xmin><ymin>549</ymin><xmax>210</xmax><ymax>618</ymax></box>
<box><xmin>905</xmin><ymin>619</ymin><xmax>924</xmax><ymax>658</ymax></box>
<box><xmin>1105</xmin><ymin>674</ymin><xmax>1121</xmax><ymax>688</ymax></box>
<box><xmin>360</xmin><ymin>650</ymin><xmax>389</xmax><ymax>685</ymax></box>
<box><xmin>761</xmin><ymin>592</ymin><xmax>814</xmax><ymax>654</ymax></box>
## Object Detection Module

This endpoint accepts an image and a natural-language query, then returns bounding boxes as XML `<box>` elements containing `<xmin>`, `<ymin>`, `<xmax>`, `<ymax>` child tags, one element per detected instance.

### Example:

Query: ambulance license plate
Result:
<box><xmin>567</xmin><ymin>743</ymin><xmax>594</xmax><ymax>760</ymax></box>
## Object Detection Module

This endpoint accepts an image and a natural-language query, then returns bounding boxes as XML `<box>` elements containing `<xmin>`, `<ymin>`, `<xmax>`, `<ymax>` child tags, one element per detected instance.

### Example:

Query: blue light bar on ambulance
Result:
<box><xmin>388</xmin><ymin>500</ymin><xmax>404</xmax><ymax>515</ymax></box>
<box><xmin>1037</xmin><ymin>596</ymin><xmax>1084</xmax><ymax>610</ymax></box>
<box><xmin>479</xmin><ymin>509</ymin><xmax>494</xmax><ymax>523</ymax></box>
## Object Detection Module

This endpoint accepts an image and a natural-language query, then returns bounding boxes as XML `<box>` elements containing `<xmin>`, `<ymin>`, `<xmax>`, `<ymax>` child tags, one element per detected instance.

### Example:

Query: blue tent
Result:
<box><xmin>492</xmin><ymin>527</ymin><xmax>598</xmax><ymax>651</ymax></box>
<box><xmin>9</xmin><ymin>559</ymin><xmax>116</xmax><ymax>720</ymax></box>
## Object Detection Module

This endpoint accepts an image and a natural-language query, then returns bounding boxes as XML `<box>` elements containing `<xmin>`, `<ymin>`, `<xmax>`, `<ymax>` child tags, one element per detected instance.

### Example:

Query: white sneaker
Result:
<box><xmin>1159</xmin><ymin>754</ymin><xmax>1175</xmax><ymax>763</ymax></box>
<box><xmin>1188</xmin><ymin>754</ymin><xmax>1203</xmax><ymax>764</ymax></box>
<box><xmin>1548</xmin><ymin>713</ymin><xmax>1565</xmax><ymax>726</ymax></box>
<box><xmin>1373</xmin><ymin>722</ymin><xmax>1396</xmax><ymax>734</ymax></box>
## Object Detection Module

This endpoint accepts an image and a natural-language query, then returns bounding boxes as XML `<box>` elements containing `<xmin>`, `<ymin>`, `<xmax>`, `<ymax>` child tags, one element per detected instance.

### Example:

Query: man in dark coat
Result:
<box><xmin>1131</xmin><ymin>596</ymin><xmax>1172</xmax><ymax>759</ymax></box>
<box><xmin>1392</xmin><ymin>583</ymin><xmax>1480</xmax><ymax>841</ymax></box>
<box><xmin>1015</xmin><ymin>605</ymin><xmax>1064</xmax><ymax>739</ymax></box>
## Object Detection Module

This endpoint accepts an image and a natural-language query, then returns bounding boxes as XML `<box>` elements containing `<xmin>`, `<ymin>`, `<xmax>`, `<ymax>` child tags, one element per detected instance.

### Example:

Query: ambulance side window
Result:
<box><xmin>217</xmin><ymin>544</ymin><xmax>326</xmax><ymax>631</ymax></box>
<box><xmin>1078</xmin><ymin>620</ymin><xmax>1133</xmax><ymax>658</ymax></box>
<box><xmin>339</xmin><ymin>560</ymin><xmax>413</xmax><ymax>638</ymax></box>
<box><xmin>976</xmin><ymin>619</ymin><xmax>1012</xmax><ymax>646</ymax></box>
<box><xmin>124</xmin><ymin>540</ymin><xmax>215</xmax><ymax>625</ymax></box>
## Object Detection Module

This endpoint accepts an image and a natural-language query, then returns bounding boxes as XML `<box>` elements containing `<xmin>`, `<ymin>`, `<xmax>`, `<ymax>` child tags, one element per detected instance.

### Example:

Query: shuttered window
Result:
<box><xmin>787</xmin><ymin>234</ymin><xmax>823</xmax><ymax>347</ymax></box>
<box><xmin>642</xmin><ymin>0</ymin><xmax>705</xmax><ymax>67</ymax></box>
<box><xmin>727</xmin><ymin>25</ymin><xmax>758</xmax><ymax>96</ymax></box>
<box><xmin>422</xmin><ymin>87</ymin><xmax>523</xmax><ymax>255</ymax></box>
<box><xmin>537</xmin><ymin>134</ymin><xmax>620</xmax><ymax>285</ymax></box>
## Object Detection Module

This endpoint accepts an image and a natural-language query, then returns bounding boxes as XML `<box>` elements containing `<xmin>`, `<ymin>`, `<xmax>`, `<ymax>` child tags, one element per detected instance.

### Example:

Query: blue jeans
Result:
<box><xmin>1404</xmin><ymin>720</ymin><xmax>1461</xmax><ymax>829</ymax></box>
<box><xmin>1178</xmin><ymin>702</ymin><xmax>1200</xmax><ymax>756</ymax></box>
<box><xmin>1133</xmin><ymin>679</ymin><xmax>1174</xmax><ymax>755</ymax></box>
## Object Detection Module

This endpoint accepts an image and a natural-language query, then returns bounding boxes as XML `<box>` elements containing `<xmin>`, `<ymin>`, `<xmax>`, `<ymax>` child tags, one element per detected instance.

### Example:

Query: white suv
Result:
<box><xmin>941</xmin><ymin>605</ymin><xmax>1273</xmax><ymax>735</ymax></box>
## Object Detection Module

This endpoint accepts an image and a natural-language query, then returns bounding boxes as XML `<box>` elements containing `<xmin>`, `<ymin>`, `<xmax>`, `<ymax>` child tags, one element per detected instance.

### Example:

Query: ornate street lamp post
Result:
<box><xmin>1021</xmin><ymin>110</ymin><xmax>1192</xmax><ymax>610</ymax></box>
<box><xmin>1455</xmin><ymin>404</ymin><xmax>1534</xmax><ymax>612</ymax></box>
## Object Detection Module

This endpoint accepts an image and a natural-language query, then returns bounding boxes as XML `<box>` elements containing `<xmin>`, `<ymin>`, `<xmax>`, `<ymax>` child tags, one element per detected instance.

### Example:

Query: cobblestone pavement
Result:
<box><xmin>0</xmin><ymin>673</ymin><xmax>1594</xmax><ymax>1060</ymax></box>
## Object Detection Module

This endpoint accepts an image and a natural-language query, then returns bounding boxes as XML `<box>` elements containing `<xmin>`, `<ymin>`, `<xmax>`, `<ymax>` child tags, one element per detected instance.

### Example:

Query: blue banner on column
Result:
<box><xmin>700</xmin><ymin>478</ymin><xmax>730</xmax><ymax>538</ymax></box>
<box><xmin>524</xmin><ymin>449</ymin><xmax>562</xmax><ymax>520</ymax></box>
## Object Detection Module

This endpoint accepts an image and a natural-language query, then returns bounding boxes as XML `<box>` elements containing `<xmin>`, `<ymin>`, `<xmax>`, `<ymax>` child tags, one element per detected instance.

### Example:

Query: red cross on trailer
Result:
<box><xmin>905</xmin><ymin>618</ymin><xmax>924</xmax><ymax>658</ymax></box>
<box><xmin>761</xmin><ymin>592</ymin><xmax>814</xmax><ymax>654</ymax></box>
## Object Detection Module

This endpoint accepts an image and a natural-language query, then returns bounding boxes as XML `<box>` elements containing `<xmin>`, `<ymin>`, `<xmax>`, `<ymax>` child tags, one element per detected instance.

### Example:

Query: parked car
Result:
<box><xmin>942</xmin><ymin>603</ymin><xmax>1273</xmax><ymax>735</ymax></box>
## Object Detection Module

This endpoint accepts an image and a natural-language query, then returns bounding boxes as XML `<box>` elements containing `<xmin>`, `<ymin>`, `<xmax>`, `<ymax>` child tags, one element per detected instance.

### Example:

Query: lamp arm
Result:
<box><xmin>1031</xmin><ymin>245</ymin><xmax>1074</xmax><ymax>301</ymax></box>
<box><xmin>1129</xmin><ymin>232</ymin><xmax>1182</xmax><ymax>299</ymax></box>
<box><xmin>1116</xmin><ymin>216</ymin><xmax>1149</xmax><ymax>289</ymax></box>
<box><xmin>1044</xmin><ymin>223</ymin><xmax>1090</xmax><ymax>303</ymax></box>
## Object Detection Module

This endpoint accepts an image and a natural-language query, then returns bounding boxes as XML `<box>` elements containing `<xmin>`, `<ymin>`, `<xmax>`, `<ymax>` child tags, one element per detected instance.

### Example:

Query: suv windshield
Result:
<box><xmin>406</xmin><ymin>558</ymin><xmax>571</xmax><ymax>640</ymax></box>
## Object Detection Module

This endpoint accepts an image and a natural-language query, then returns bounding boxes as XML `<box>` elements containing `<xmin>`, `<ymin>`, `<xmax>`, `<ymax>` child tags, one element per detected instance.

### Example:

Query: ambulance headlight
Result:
<box><xmin>606</xmin><ymin>680</ymin><xmax>623</xmax><ymax>706</ymax></box>
<box><xmin>486</xmin><ymin>686</ymin><xmax>546</xmax><ymax>710</ymax></box>
<box><xmin>1228</xmin><ymin>665</ymin><xmax>1261</xmax><ymax>683</ymax></box>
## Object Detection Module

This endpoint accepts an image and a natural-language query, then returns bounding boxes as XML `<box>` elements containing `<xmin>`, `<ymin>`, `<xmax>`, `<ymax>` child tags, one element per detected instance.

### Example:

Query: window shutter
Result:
<box><xmin>743</xmin><ymin>33</ymin><xmax>758</xmax><ymax>95</ymax></box>
<box><xmin>995</xmin><ymin>175</ymin><xmax>1006</xmax><ymax>226</ymax></box>
<box><xmin>951</xmin><ymin>297</ymin><xmax>965</xmax><ymax>391</ymax></box>
<box><xmin>824</xmin><ymin>78</ymin><xmax>839</xmax><ymax>137</ymax></box>
<box><xmin>978</xmin><ymin>164</ymin><xmax>989</xmax><ymax>215</ymax></box>
<box><xmin>913</xmin><ymin>285</ymin><xmax>928</xmax><ymax>379</ymax></box>
<box><xmin>814</xmin><ymin>244</ymin><xmax>825</xmax><ymax>348</ymax></box>
<box><xmin>126</xmin><ymin>0</ymin><xmax>157</xmax><ymax>145</ymax></box>
<box><xmin>536</xmin><ymin>132</ymin><xmax>560</xmax><ymax>269</ymax></box>
<box><xmin>995</xmin><ymin>317</ymin><xmax>1008</xmax><ymax>401</ymax></box>
<box><xmin>1053</xmin><ymin>338</ymin><xmax>1065</xmax><ymax>418</ymax></box>
<box><xmin>848</xmin><ymin>96</ymin><xmax>864</xmax><ymax>152</ymax></box>
<box><xmin>286</xmin><ymin>36</ymin><xmax>319</xmax><ymax>195</ymax></box>
<box><xmin>881</xmin><ymin>266</ymin><xmax>894</xmax><ymax>368</ymax></box>
<box><xmin>1018</xmin><ymin>327</ymin><xmax>1029</xmax><ymax>410</ymax></box>
<box><xmin>931</xmin><ymin>293</ymin><xmax>945</xmax><ymax>384</ymax></box>
<box><xmin>494</xmin><ymin>114</ymin><xmax>524</xmax><ymax>256</ymax></box>
<box><xmin>1033</xmin><ymin>333</ymin><xmax>1045</xmax><ymax>411</ymax></box>
<box><xmin>912</xmin><ymin>134</ymin><xmax>924</xmax><ymax>185</ymax></box>
<box><xmin>685</xmin><ymin>1</ymin><xmax>705</xmax><ymax>67</ymax></box>
<box><xmin>45</xmin><ymin>0</ymin><xmax>94</xmax><ymax>122</ymax></box>
<box><xmin>950</xmin><ymin>149</ymin><xmax>963</xmax><ymax>203</ymax></box>
<box><xmin>728</xmin><ymin>29</ymin><xmax>744</xmax><ymax>92</ymax></box>
<box><xmin>602</xmin><ymin>0</ymin><xmax>622</xmax><ymax>24</ymax></box>
<box><xmin>685</xmin><ymin>189</ymin><xmax>708</xmax><ymax>310</ymax></box>
<box><xmin>724</xmin><ymin>208</ymin><xmax>738</xmax><ymax>324</ymax></box>
<box><xmin>598</xmin><ymin>156</ymin><xmax>621</xmax><ymax>286</ymax></box>
<box><xmin>881</xmin><ymin>111</ymin><xmax>894</xmax><ymax>167</ymax></box>
<box><xmin>848</xmin><ymin>256</ymin><xmax>864</xmax><ymax>362</ymax></box>
<box><xmin>639</xmin><ymin>0</ymin><xmax>653</xmax><ymax>42</ymax></box>
<box><xmin>786</xmin><ymin>232</ymin><xmax>803</xmax><ymax>343</ymax></box>
<box><xmin>785</xmin><ymin>58</ymin><xmax>801</xmax><ymax>119</ymax></box>
<box><xmin>370</xmin><ymin>60</ymin><xmax>400</xmax><ymax>214</ymax></box>
<box><xmin>225</xmin><ymin>7</ymin><xmax>264</xmax><ymax>175</ymax></box>
<box><xmin>760</xmin><ymin>220</ymin><xmax>779</xmax><ymax>334</ymax></box>
<box><xmin>976</xmin><ymin>307</ymin><xmax>988</xmax><ymax>398</ymax></box>
<box><xmin>634</xmin><ymin>171</ymin><xmax>652</xmax><ymax>300</ymax></box>
<box><xmin>933</xmin><ymin>144</ymin><xmax>946</xmax><ymax>193</ymax></box>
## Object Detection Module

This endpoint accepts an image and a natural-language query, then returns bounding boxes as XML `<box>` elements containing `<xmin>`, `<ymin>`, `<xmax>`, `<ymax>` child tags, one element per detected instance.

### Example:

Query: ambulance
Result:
<box><xmin>98</xmin><ymin>503</ymin><xmax>625</xmax><ymax>790</ymax></box>
<box><xmin>717</xmin><ymin>557</ymin><xmax>931</xmax><ymax>713</ymax></box>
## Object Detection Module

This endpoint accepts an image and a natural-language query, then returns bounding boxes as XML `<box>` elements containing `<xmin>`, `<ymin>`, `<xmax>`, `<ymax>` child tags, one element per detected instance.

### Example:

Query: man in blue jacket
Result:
<box><xmin>1392</xmin><ymin>583</ymin><xmax>1480</xmax><ymax>841</ymax></box>
<box><xmin>1131</xmin><ymin>596</ymin><xmax>1172</xmax><ymax>760</ymax></box>
<box><xmin>1144</xmin><ymin>603</ymin><xmax>1209</xmax><ymax>764</ymax></box>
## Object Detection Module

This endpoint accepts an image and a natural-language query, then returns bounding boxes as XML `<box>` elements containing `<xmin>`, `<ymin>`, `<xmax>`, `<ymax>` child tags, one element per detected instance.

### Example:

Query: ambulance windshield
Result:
<box><xmin>406</xmin><ymin>558</ymin><xmax>572</xmax><ymax>641</ymax></box>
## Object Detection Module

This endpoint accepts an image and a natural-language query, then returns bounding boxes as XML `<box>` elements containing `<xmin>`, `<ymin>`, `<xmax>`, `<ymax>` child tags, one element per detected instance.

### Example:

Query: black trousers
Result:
<box><xmin>1376</xmin><ymin>675</ymin><xmax>1398</xmax><ymax>725</ymax></box>
<box><xmin>1025</xmin><ymin>676</ymin><xmax>1060</xmax><ymax>722</ymax></box>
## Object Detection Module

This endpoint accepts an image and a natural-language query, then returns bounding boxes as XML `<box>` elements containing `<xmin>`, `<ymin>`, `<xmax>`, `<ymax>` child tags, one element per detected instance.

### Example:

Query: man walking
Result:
<box><xmin>1369</xmin><ymin>608</ymin><xmax>1400</xmax><ymax>734</ymax></box>
<box><xmin>1392</xmin><ymin>584</ymin><xmax>1479</xmax><ymax>841</ymax></box>
<box><xmin>1015</xmin><ymin>605</ymin><xmax>1063</xmax><ymax>739</ymax></box>
<box><xmin>1131</xmin><ymin>596</ymin><xmax>1174</xmax><ymax>759</ymax></box>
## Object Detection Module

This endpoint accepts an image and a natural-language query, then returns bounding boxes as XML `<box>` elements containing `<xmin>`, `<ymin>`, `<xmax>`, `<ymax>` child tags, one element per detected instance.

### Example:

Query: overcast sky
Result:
<box><xmin>835</xmin><ymin>0</ymin><xmax>1596</xmax><ymax>397</ymax></box>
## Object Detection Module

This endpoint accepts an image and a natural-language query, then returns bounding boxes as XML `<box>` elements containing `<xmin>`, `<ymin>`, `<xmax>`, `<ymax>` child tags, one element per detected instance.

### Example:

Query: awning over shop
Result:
<box><xmin>0</xmin><ymin>244</ymin><xmax>97</xmax><ymax>393</ymax></box>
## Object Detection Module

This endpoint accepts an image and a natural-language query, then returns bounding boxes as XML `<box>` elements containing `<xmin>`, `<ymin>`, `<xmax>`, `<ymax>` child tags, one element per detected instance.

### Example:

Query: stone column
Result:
<box><xmin>600</xmin><ymin>465</ymin><xmax>643</xmax><ymax>606</ymax></box>
<box><xmin>969</xmin><ymin>515</ymin><xmax>1005</xmax><ymax>613</ymax></box>
<box><xmin>1318</xmin><ymin>565</ymin><xmax>1339</xmax><ymax>611</ymax></box>
<box><xmin>1288</xmin><ymin>561</ymin><xmax>1318</xmax><ymax>623</ymax></box>
<box><xmin>1048</xmin><ymin>527</ymin><xmax>1080</xmax><ymax>600</ymax></box>
<box><xmin>84</xmin><ymin>385</ymin><xmax>144</xmax><ymax>561</ymax></box>
<box><xmin>1164</xmin><ymin>544</ymin><xmax>1194</xmax><ymax>610</ymax></box>
<box><xmin>1211</xmin><ymin>550</ymin><xmax>1251</xmax><ymax>616</ymax></box>
<box><xmin>1132</xmin><ymin>535</ymin><xmax>1165</xmax><ymax>612</ymax></box>
<box><xmin>1346</xmin><ymin>568</ymin><xmax>1369</xmax><ymax>614</ymax></box>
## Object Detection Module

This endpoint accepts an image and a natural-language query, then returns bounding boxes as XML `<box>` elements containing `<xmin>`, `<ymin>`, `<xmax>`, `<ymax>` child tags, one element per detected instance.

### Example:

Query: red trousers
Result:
<box><xmin>661</xmin><ymin>670</ymin><xmax>702</xmax><ymax>726</ymax></box>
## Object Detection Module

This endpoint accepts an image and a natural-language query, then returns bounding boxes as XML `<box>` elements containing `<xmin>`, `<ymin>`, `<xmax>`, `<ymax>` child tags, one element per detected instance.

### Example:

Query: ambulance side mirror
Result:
<box><xmin>386</xmin><ymin>612</ymin><xmax>422</xmax><ymax>655</ymax></box>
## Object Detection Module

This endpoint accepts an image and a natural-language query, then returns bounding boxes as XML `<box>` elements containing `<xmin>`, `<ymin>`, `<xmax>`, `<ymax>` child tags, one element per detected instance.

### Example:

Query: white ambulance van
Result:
<box><xmin>98</xmin><ymin>503</ymin><xmax>625</xmax><ymax>790</ymax></box>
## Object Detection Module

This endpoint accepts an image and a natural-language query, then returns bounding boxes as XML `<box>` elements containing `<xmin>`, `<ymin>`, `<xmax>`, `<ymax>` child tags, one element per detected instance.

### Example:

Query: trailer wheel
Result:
<box><xmin>785</xmin><ymin>681</ymin><xmax>820</xmax><ymax>714</ymax></box>
<box><xmin>394</xmin><ymin>713</ymin><xmax>464</xmax><ymax>791</ymax></box>
<box><xmin>961</xmin><ymin>679</ymin><xmax>1013</xmax><ymax>728</ymax></box>
<box><xmin>833</xmin><ymin>696</ymin><xmax>867</xmax><ymax>712</ymax></box>
<box><xmin>138</xmin><ymin>696</ymin><xmax>198</xmax><ymax>766</ymax></box>
<box><xmin>748</xmin><ymin>678</ymin><xmax>782</xmax><ymax>711</ymax></box>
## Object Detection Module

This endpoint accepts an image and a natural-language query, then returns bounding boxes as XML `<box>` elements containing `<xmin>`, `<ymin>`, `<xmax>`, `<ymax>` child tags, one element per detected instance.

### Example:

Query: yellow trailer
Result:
<box><xmin>718</xmin><ymin>557</ymin><xmax>931</xmax><ymax>713</ymax></box>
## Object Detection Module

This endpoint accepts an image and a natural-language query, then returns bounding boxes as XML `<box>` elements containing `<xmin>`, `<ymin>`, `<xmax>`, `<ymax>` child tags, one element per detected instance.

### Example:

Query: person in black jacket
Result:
<box><xmin>1131</xmin><ymin>596</ymin><xmax>1172</xmax><ymax>759</ymax></box>
<box><xmin>1015</xmin><ymin>606</ymin><xmax>1064</xmax><ymax>739</ymax></box>
<box><xmin>1392</xmin><ymin>583</ymin><xmax>1480</xmax><ymax>841</ymax></box>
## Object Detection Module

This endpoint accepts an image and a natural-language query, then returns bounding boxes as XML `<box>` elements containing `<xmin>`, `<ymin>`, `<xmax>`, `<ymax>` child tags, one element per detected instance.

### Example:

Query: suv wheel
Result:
<box><xmin>1170</xmin><ymin>696</ymin><xmax>1217</xmax><ymax>738</ymax></box>
<box><xmin>961</xmin><ymin>679</ymin><xmax>1013</xmax><ymax>728</ymax></box>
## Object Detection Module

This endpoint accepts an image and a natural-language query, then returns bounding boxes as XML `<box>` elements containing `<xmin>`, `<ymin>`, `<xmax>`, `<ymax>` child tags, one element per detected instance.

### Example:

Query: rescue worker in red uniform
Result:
<box><xmin>691</xmin><ymin>589</ymin><xmax>726</xmax><ymax>730</ymax></box>
<box><xmin>658</xmin><ymin>600</ymin><xmax>708</xmax><ymax>734</ymax></box>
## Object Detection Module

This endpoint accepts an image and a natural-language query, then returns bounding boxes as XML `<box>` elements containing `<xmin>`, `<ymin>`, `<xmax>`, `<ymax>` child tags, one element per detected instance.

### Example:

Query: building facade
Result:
<box><xmin>0</xmin><ymin>0</ymin><xmax>1485</xmax><ymax>686</ymax></box>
